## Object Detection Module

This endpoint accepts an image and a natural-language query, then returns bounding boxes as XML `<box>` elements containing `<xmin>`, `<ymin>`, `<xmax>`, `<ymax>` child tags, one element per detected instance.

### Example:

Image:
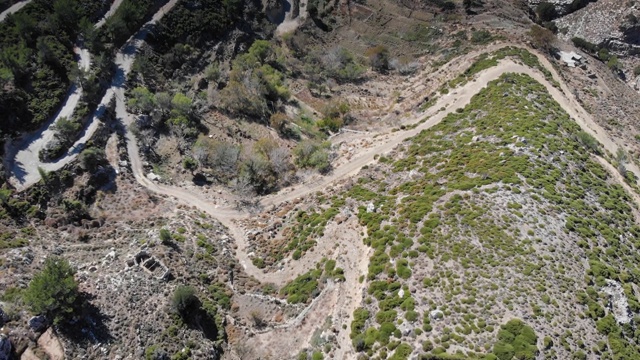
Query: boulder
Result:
<box><xmin>603</xmin><ymin>279</ymin><xmax>632</xmax><ymax>324</ymax></box>
<box><xmin>398</xmin><ymin>322</ymin><xmax>413</xmax><ymax>336</ymax></box>
<box><xmin>0</xmin><ymin>335</ymin><xmax>11</xmax><ymax>360</ymax></box>
<box><xmin>28</xmin><ymin>315</ymin><xmax>48</xmax><ymax>332</ymax></box>
<box><xmin>366</xmin><ymin>202</ymin><xmax>376</xmax><ymax>213</ymax></box>
<box><xmin>430</xmin><ymin>309</ymin><xmax>444</xmax><ymax>321</ymax></box>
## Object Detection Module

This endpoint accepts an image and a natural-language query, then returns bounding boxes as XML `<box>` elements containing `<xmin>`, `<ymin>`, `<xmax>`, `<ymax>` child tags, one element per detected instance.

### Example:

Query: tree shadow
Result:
<box><xmin>183</xmin><ymin>299</ymin><xmax>219</xmax><ymax>342</ymax></box>
<box><xmin>58</xmin><ymin>292</ymin><xmax>113</xmax><ymax>345</ymax></box>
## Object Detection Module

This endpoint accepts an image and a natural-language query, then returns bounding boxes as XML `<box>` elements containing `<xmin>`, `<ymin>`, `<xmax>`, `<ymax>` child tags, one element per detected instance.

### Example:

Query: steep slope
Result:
<box><xmin>340</xmin><ymin>73</ymin><xmax>640</xmax><ymax>359</ymax></box>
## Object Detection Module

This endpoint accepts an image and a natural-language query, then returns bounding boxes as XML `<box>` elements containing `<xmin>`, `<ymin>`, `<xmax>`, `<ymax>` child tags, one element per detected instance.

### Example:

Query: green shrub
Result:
<box><xmin>471</xmin><ymin>30</ymin><xmax>493</xmax><ymax>45</ymax></box>
<box><xmin>23</xmin><ymin>257</ymin><xmax>79</xmax><ymax>324</ymax></box>
<box><xmin>571</xmin><ymin>37</ymin><xmax>597</xmax><ymax>53</ymax></box>
<box><xmin>536</xmin><ymin>2</ymin><xmax>557</xmax><ymax>22</ymax></box>
<box><xmin>160</xmin><ymin>229</ymin><xmax>172</xmax><ymax>244</ymax></box>
<box><xmin>79</xmin><ymin>147</ymin><xmax>106</xmax><ymax>172</ymax></box>
<box><xmin>294</xmin><ymin>141</ymin><xmax>331</xmax><ymax>173</ymax></box>
<box><xmin>406</xmin><ymin>310</ymin><xmax>419</xmax><ymax>322</ymax></box>
<box><xmin>280</xmin><ymin>268</ymin><xmax>323</xmax><ymax>304</ymax></box>
<box><xmin>491</xmin><ymin>319</ymin><xmax>538</xmax><ymax>360</ymax></box>
<box><xmin>171</xmin><ymin>285</ymin><xmax>198</xmax><ymax>317</ymax></box>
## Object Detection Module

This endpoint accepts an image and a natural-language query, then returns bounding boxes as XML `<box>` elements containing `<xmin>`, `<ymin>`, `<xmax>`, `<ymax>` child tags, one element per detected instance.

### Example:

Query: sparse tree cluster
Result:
<box><xmin>219</xmin><ymin>40</ymin><xmax>290</xmax><ymax>121</ymax></box>
<box><xmin>192</xmin><ymin>136</ymin><xmax>294</xmax><ymax>195</ymax></box>
<box><xmin>293</xmin><ymin>140</ymin><xmax>331</xmax><ymax>174</ymax></box>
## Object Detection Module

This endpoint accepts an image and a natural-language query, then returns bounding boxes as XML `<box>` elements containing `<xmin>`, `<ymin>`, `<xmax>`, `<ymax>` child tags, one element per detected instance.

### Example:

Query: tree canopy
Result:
<box><xmin>24</xmin><ymin>256</ymin><xmax>80</xmax><ymax>325</ymax></box>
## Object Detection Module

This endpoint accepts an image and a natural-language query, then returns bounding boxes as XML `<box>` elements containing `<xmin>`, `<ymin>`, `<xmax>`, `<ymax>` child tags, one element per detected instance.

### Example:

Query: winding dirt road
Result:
<box><xmin>121</xmin><ymin>54</ymin><xmax>640</xmax><ymax>285</ymax></box>
<box><xmin>113</xmin><ymin>44</ymin><xmax>640</xmax><ymax>357</ymax></box>
<box><xmin>7</xmin><ymin>26</ymin><xmax>640</xmax><ymax>355</ymax></box>
<box><xmin>6</xmin><ymin>0</ymin><xmax>178</xmax><ymax>190</ymax></box>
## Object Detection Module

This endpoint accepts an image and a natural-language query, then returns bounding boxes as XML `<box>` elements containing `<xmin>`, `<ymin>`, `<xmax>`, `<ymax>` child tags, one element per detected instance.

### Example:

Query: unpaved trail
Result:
<box><xmin>9</xmin><ymin>32</ymin><xmax>640</xmax><ymax>356</ymax></box>
<box><xmin>241</xmin><ymin>218</ymin><xmax>370</xmax><ymax>359</ymax></box>
<box><xmin>6</xmin><ymin>0</ymin><xmax>180</xmax><ymax>190</ymax></box>
<box><xmin>276</xmin><ymin>0</ymin><xmax>307</xmax><ymax>36</ymax></box>
<box><xmin>7</xmin><ymin>45</ymin><xmax>91</xmax><ymax>190</ymax></box>
<box><xmin>95</xmin><ymin>0</ymin><xmax>124</xmax><ymax>28</ymax></box>
<box><xmin>119</xmin><ymin>44</ymin><xmax>640</xmax><ymax>357</ymax></box>
<box><xmin>0</xmin><ymin>0</ymin><xmax>30</xmax><ymax>22</ymax></box>
<box><xmin>116</xmin><ymin>46</ymin><xmax>640</xmax><ymax>290</ymax></box>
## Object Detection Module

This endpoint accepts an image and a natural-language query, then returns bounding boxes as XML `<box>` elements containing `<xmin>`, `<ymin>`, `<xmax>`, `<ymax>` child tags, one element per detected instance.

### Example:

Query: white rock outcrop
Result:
<box><xmin>603</xmin><ymin>279</ymin><xmax>632</xmax><ymax>324</ymax></box>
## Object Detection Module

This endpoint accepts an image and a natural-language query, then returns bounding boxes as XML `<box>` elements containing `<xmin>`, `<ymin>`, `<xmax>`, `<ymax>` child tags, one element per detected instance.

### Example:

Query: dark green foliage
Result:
<box><xmin>79</xmin><ymin>147</ymin><xmax>106</xmax><ymax>172</ymax></box>
<box><xmin>528</xmin><ymin>25</ymin><xmax>556</xmax><ymax>52</ymax></box>
<box><xmin>150</xmin><ymin>0</ymin><xmax>247</xmax><ymax>52</ymax></box>
<box><xmin>171</xmin><ymin>285</ymin><xmax>198</xmax><ymax>316</ymax></box>
<box><xmin>0</xmin><ymin>0</ymin><xmax>112</xmax><ymax>136</ymax></box>
<box><xmin>160</xmin><ymin>229</ymin><xmax>172</xmax><ymax>244</ymax></box>
<box><xmin>575</xmin><ymin>131</ymin><xmax>599</xmax><ymax>154</ymax></box>
<box><xmin>389</xmin><ymin>343</ymin><xmax>412</xmax><ymax>360</ymax></box>
<box><xmin>0</xmin><ymin>231</ymin><xmax>28</xmax><ymax>249</ymax></box>
<box><xmin>463</xmin><ymin>0</ymin><xmax>484</xmax><ymax>14</ymax></box>
<box><xmin>366</xmin><ymin>45</ymin><xmax>390</xmax><ymax>72</ymax></box>
<box><xmin>567</xmin><ymin>0</ymin><xmax>596</xmax><ymax>13</ymax></box>
<box><xmin>294</xmin><ymin>141</ymin><xmax>331</xmax><ymax>173</ymax></box>
<box><xmin>220</xmin><ymin>40</ymin><xmax>289</xmax><ymax>120</ymax></box>
<box><xmin>23</xmin><ymin>256</ymin><xmax>79</xmax><ymax>325</ymax></box>
<box><xmin>280</xmin><ymin>267</ymin><xmax>323</xmax><ymax>304</ymax></box>
<box><xmin>571</xmin><ymin>37</ymin><xmax>598</xmax><ymax>53</ymax></box>
<box><xmin>102</xmin><ymin>0</ymin><xmax>153</xmax><ymax>47</ymax></box>
<box><xmin>491</xmin><ymin>319</ymin><xmax>538</xmax><ymax>360</ymax></box>
<box><xmin>471</xmin><ymin>30</ymin><xmax>493</xmax><ymax>45</ymax></box>
<box><xmin>535</xmin><ymin>2</ymin><xmax>557</xmax><ymax>22</ymax></box>
<box><xmin>351</xmin><ymin>307</ymin><xmax>371</xmax><ymax>338</ymax></box>
<box><xmin>304</xmin><ymin>47</ymin><xmax>366</xmax><ymax>85</ymax></box>
<box><xmin>207</xmin><ymin>283</ymin><xmax>231</xmax><ymax>310</ymax></box>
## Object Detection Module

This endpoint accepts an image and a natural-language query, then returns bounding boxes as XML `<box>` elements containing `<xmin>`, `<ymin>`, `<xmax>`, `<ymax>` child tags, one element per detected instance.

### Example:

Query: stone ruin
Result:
<box><xmin>126</xmin><ymin>250</ymin><xmax>171</xmax><ymax>280</ymax></box>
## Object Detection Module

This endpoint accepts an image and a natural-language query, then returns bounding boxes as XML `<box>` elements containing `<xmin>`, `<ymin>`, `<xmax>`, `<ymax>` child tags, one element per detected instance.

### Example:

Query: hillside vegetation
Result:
<box><xmin>332</xmin><ymin>73</ymin><xmax>640</xmax><ymax>359</ymax></box>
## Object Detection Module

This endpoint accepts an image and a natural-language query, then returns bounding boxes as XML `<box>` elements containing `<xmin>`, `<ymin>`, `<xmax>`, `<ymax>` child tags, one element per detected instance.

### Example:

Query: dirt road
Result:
<box><xmin>117</xmin><ymin>45</ymin><xmax>640</xmax><ymax>294</ymax></box>
<box><xmin>6</xmin><ymin>0</ymin><xmax>179</xmax><ymax>190</ymax></box>
<box><xmin>0</xmin><ymin>0</ymin><xmax>30</xmax><ymax>22</ymax></box>
<box><xmin>119</xmin><ymin>44</ymin><xmax>640</xmax><ymax>357</ymax></box>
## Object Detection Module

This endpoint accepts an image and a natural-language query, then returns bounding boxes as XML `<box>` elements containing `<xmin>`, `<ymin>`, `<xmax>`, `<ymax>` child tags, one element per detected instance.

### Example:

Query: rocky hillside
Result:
<box><xmin>2</xmin><ymin>0</ymin><xmax>640</xmax><ymax>360</ymax></box>
<box><xmin>555</xmin><ymin>0</ymin><xmax>640</xmax><ymax>56</ymax></box>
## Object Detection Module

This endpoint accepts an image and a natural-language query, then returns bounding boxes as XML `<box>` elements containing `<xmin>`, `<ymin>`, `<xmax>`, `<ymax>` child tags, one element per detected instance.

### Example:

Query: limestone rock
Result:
<box><xmin>366</xmin><ymin>202</ymin><xmax>376</xmax><ymax>213</ymax></box>
<box><xmin>398</xmin><ymin>322</ymin><xmax>413</xmax><ymax>336</ymax></box>
<box><xmin>146</xmin><ymin>172</ymin><xmax>160</xmax><ymax>181</ymax></box>
<box><xmin>603</xmin><ymin>279</ymin><xmax>632</xmax><ymax>324</ymax></box>
<box><xmin>527</xmin><ymin>0</ymin><xmax>575</xmax><ymax>16</ymax></box>
<box><xmin>28</xmin><ymin>315</ymin><xmax>48</xmax><ymax>332</ymax></box>
<box><xmin>556</xmin><ymin>0</ymin><xmax>640</xmax><ymax>56</ymax></box>
<box><xmin>430</xmin><ymin>309</ymin><xmax>444</xmax><ymax>321</ymax></box>
<box><xmin>0</xmin><ymin>335</ymin><xmax>11</xmax><ymax>360</ymax></box>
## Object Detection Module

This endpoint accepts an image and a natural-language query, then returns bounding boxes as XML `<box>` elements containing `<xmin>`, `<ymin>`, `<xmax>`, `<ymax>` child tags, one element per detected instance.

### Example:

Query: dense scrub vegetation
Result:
<box><xmin>339</xmin><ymin>73</ymin><xmax>640</xmax><ymax>359</ymax></box>
<box><xmin>0</xmin><ymin>0</ymin><xmax>109</xmax><ymax>139</ymax></box>
<box><xmin>280</xmin><ymin>258</ymin><xmax>344</xmax><ymax>304</ymax></box>
<box><xmin>132</xmin><ymin>0</ymin><xmax>266</xmax><ymax>90</ymax></box>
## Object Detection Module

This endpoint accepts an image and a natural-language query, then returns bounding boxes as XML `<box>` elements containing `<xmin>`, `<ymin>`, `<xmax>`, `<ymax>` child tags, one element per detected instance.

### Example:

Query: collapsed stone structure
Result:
<box><xmin>126</xmin><ymin>251</ymin><xmax>171</xmax><ymax>280</ymax></box>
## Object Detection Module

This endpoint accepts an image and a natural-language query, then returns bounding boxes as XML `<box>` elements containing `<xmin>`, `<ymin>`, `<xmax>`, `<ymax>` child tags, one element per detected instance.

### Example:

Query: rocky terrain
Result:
<box><xmin>2</xmin><ymin>0</ymin><xmax>640</xmax><ymax>360</ymax></box>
